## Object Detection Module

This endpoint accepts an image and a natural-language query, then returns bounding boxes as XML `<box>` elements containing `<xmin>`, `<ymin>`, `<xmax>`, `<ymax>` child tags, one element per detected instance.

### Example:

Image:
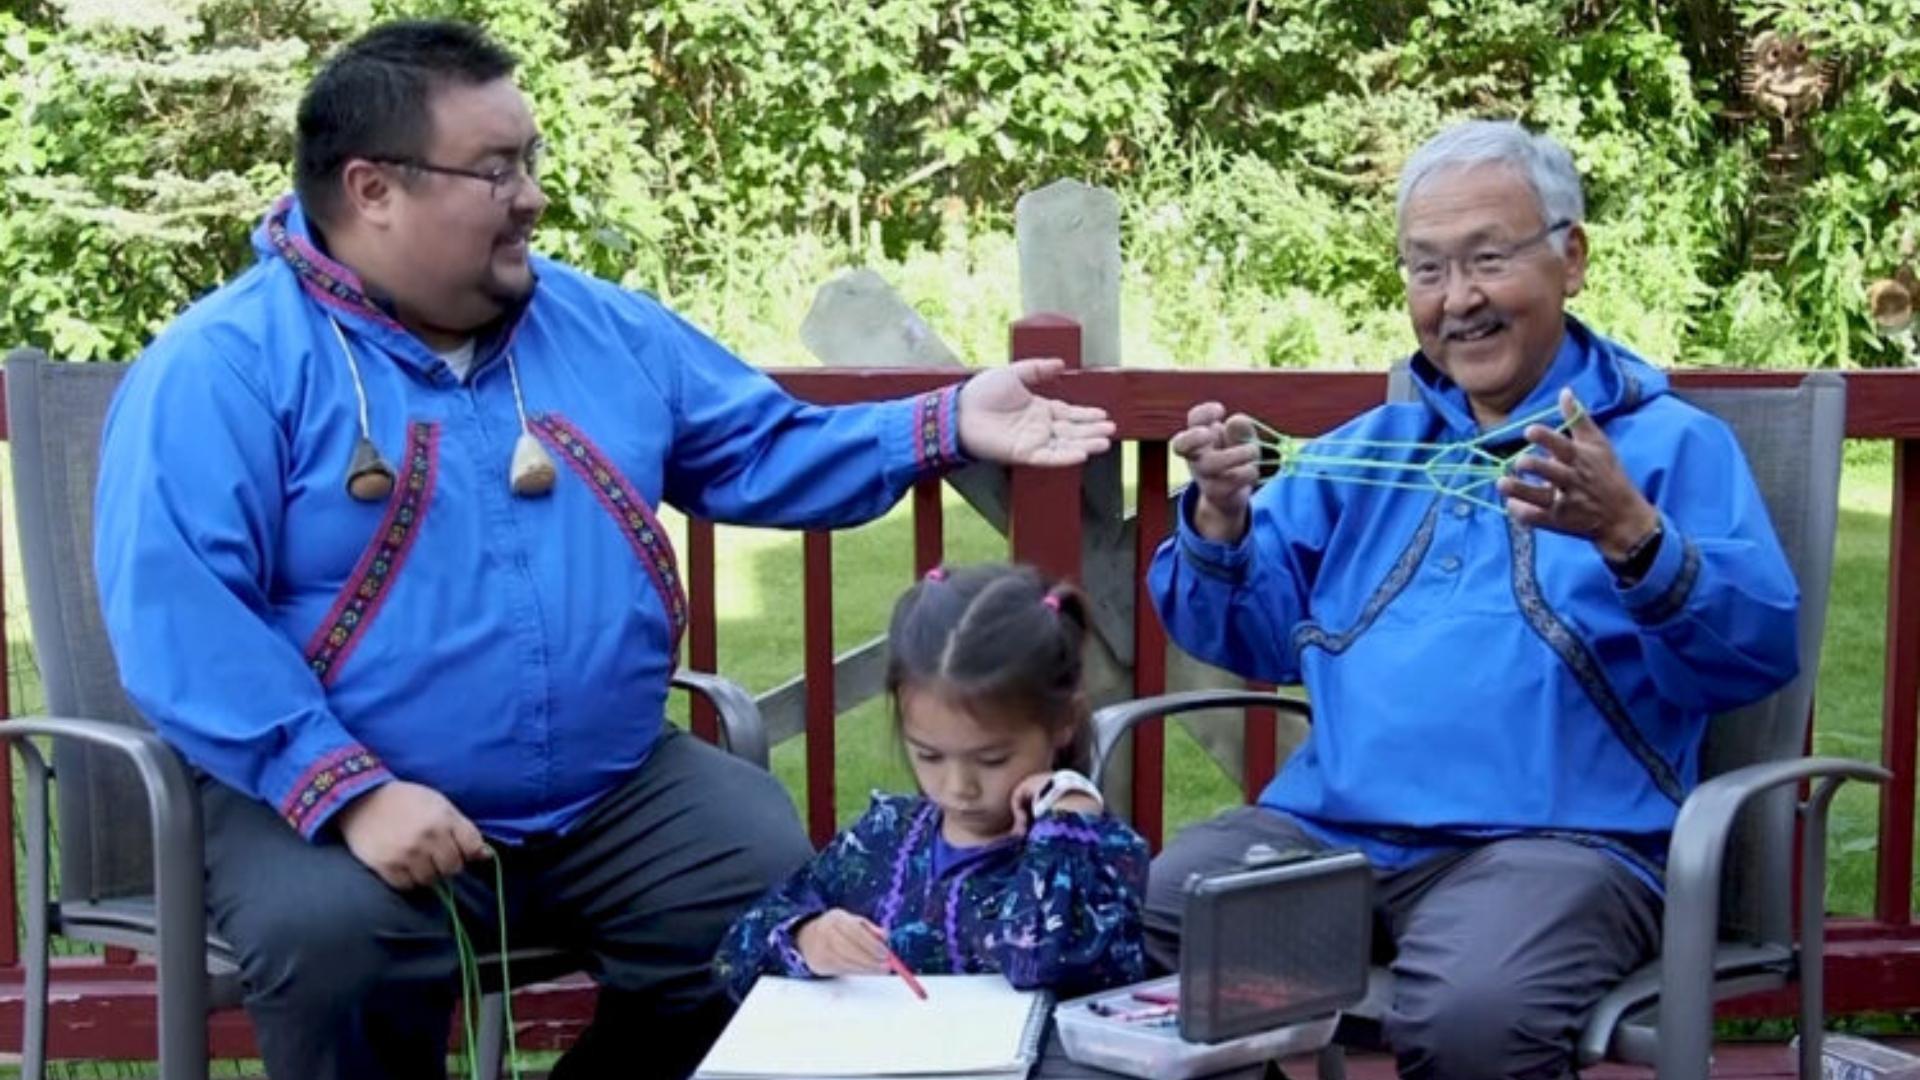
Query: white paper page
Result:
<box><xmin>698</xmin><ymin>974</ymin><xmax>1044</xmax><ymax>1077</ymax></box>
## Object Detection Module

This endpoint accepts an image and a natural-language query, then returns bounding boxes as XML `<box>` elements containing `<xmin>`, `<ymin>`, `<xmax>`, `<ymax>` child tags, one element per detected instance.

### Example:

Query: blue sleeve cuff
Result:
<box><xmin>276</xmin><ymin>743</ymin><xmax>393</xmax><ymax>840</ymax></box>
<box><xmin>1616</xmin><ymin>511</ymin><xmax>1701</xmax><ymax>626</ymax></box>
<box><xmin>1027</xmin><ymin>810</ymin><xmax>1106</xmax><ymax>845</ymax></box>
<box><xmin>1174</xmin><ymin>485</ymin><xmax>1254</xmax><ymax>585</ymax></box>
<box><xmin>909</xmin><ymin>383</ymin><xmax>969</xmax><ymax>475</ymax></box>
<box><xmin>771</xmin><ymin>913</ymin><xmax>821</xmax><ymax>978</ymax></box>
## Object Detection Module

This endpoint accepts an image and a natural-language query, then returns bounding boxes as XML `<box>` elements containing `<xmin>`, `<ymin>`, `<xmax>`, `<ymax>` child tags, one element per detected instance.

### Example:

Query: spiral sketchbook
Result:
<box><xmin>695</xmin><ymin>974</ymin><xmax>1051</xmax><ymax>1079</ymax></box>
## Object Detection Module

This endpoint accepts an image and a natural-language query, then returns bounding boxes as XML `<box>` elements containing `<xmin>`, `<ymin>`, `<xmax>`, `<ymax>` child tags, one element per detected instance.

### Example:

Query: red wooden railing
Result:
<box><xmin>3</xmin><ymin>317</ymin><xmax>1920</xmax><ymax>1058</ymax></box>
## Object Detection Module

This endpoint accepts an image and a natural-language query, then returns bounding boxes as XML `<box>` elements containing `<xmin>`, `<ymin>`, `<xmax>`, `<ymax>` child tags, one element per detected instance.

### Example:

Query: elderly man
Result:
<box><xmin>93</xmin><ymin>20</ymin><xmax>1110</xmax><ymax>1080</ymax></box>
<box><xmin>1147</xmin><ymin>120</ymin><xmax>1799</xmax><ymax>1079</ymax></box>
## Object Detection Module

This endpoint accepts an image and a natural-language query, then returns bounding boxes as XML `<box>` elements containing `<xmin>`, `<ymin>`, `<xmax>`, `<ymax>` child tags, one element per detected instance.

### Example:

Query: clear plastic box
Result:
<box><xmin>1789</xmin><ymin>1034</ymin><xmax>1920</xmax><ymax>1080</ymax></box>
<box><xmin>1177</xmin><ymin>848</ymin><xmax>1372</xmax><ymax>1042</ymax></box>
<box><xmin>1054</xmin><ymin>976</ymin><xmax>1338</xmax><ymax>1080</ymax></box>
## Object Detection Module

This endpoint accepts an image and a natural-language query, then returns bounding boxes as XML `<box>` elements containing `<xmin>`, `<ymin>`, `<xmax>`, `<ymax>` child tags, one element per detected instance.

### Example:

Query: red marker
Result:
<box><xmin>867</xmin><ymin>925</ymin><xmax>928</xmax><ymax>1001</ymax></box>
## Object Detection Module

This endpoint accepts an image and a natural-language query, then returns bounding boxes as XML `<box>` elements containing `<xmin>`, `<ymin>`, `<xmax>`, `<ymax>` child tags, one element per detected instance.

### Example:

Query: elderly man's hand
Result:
<box><xmin>336</xmin><ymin>780</ymin><xmax>491</xmax><ymax>891</ymax></box>
<box><xmin>1497</xmin><ymin>387</ymin><xmax>1660</xmax><ymax>561</ymax></box>
<box><xmin>956</xmin><ymin>359</ymin><xmax>1115</xmax><ymax>466</ymax></box>
<box><xmin>1170</xmin><ymin>402</ymin><xmax>1262</xmax><ymax>544</ymax></box>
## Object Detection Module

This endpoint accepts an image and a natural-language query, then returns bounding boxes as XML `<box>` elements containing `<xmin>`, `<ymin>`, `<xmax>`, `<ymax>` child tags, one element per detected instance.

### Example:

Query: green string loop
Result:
<box><xmin>436</xmin><ymin>856</ymin><xmax>519</xmax><ymax>1080</ymax></box>
<box><xmin>1244</xmin><ymin>401</ymin><xmax>1584</xmax><ymax>513</ymax></box>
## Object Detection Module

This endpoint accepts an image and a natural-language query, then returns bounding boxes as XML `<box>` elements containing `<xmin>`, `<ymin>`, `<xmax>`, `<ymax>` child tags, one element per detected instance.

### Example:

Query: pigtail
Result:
<box><xmin>1054</xmin><ymin>707</ymin><xmax>1095</xmax><ymax>773</ymax></box>
<box><xmin>1039</xmin><ymin>584</ymin><xmax>1094</xmax><ymax>772</ymax></box>
<box><xmin>1042</xmin><ymin>584</ymin><xmax>1087</xmax><ymax>638</ymax></box>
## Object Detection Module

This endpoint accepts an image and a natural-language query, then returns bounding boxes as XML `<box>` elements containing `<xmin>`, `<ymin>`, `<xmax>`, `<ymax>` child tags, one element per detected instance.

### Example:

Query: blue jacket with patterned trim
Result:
<box><xmin>714</xmin><ymin>793</ymin><xmax>1150</xmax><ymax>1001</ymax></box>
<box><xmin>1148</xmin><ymin>318</ymin><xmax>1799</xmax><ymax>872</ymax></box>
<box><xmin>93</xmin><ymin>196</ymin><xmax>967</xmax><ymax>841</ymax></box>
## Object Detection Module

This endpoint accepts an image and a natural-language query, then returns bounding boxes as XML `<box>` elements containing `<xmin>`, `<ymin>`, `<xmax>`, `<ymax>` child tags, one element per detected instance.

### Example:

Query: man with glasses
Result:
<box><xmin>92</xmin><ymin>19</ymin><xmax>1112</xmax><ymax>1079</ymax></box>
<box><xmin>1145</xmin><ymin>121</ymin><xmax>1799</xmax><ymax>1078</ymax></box>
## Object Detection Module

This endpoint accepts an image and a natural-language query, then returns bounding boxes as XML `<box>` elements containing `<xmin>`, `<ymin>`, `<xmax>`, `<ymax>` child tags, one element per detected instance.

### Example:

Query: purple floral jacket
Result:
<box><xmin>715</xmin><ymin>792</ymin><xmax>1149</xmax><ymax>1000</ymax></box>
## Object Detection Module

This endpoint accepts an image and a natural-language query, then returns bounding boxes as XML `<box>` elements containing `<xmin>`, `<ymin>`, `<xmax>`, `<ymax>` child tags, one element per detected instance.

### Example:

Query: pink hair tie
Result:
<box><xmin>924</xmin><ymin>568</ymin><xmax>947</xmax><ymax>582</ymax></box>
<box><xmin>1041</xmin><ymin>594</ymin><xmax>1062</xmax><ymax>612</ymax></box>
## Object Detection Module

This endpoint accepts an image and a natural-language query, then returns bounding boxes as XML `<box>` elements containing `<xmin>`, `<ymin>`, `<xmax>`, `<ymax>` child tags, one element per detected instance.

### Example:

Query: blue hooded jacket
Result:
<box><xmin>1149</xmin><ymin>319</ymin><xmax>1799</xmax><ymax>883</ymax></box>
<box><xmin>94</xmin><ymin>197</ymin><xmax>967</xmax><ymax>841</ymax></box>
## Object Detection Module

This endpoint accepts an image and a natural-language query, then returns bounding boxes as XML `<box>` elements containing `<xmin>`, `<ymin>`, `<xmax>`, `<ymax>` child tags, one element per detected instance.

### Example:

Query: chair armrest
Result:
<box><xmin>0</xmin><ymin>714</ymin><xmax>209</xmax><ymax>1071</ymax></box>
<box><xmin>1665</xmin><ymin>756</ymin><xmax>1889</xmax><ymax>936</ymax></box>
<box><xmin>1657</xmin><ymin>755</ymin><xmax>1888</xmax><ymax>1080</ymax></box>
<box><xmin>1090</xmin><ymin>689</ymin><xmax>1310</xmax><ymax>789</ymax></box>
<box><xmin>0</xmin><ymin>715</ymin><xmax>202</xmax><ymax>848</ymax></box>
<box><xmin>671</xmin><ymin>671</ymin><xmax>769</xmax><ymax>771</ymax></box>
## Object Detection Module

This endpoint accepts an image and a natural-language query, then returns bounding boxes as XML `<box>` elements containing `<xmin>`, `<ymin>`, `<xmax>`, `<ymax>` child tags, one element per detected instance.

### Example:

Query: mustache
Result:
<box><xmin>1439</xmin><ymin>314</ymin><xmax>1508</xmax><ymax>339</ymax></box>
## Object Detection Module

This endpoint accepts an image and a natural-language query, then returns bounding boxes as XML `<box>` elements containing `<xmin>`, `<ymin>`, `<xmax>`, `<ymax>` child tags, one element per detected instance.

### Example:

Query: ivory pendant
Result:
<box><xmin>509</xmin><ymin>431</ymin><xmax>557</xmax><ymax>497</ymax></box>
<box><xmin>345</xmin><ymin>437</ymin><xmax>395</xmax><ymax>502</ymax></box>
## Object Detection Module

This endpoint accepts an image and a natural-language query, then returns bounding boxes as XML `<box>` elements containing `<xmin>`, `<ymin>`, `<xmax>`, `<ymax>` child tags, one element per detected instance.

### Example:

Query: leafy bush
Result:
<box><xmin>6</xmin><ymin>0</ymin><xmax>1920</xmax><ymax>369</ymax></box>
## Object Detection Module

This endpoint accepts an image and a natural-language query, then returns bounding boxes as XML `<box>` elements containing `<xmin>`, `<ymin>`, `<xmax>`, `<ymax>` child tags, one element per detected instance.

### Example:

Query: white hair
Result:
<box><xmin>1396</xmin><ymin>120</ymin><xmax>1585</xmax><ymax>252</ymax></box>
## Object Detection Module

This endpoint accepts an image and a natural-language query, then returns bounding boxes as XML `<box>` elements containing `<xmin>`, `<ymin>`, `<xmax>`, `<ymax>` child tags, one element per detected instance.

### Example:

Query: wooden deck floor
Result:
<box><xmin>1278</xmin><ymin>1037</ymin><xmax>1920</xmax><ymax>1078</ymax></box>
<box><xmin>17</xmin><ymin>1035</ymin><xmax>1910</xmax><ymax>1077</ymax></box>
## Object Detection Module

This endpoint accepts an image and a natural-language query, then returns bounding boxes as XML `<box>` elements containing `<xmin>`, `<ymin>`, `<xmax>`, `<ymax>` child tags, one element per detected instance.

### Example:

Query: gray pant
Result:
<box><xmin>201</xmin><ymin>727</ymin><xmax>811</xmax><ymax>1080</ymax></box>
<box><xmin>1145</xmin><ymin>807</ymin><xmax>1661</xmax><ymax>1080</ymax></box>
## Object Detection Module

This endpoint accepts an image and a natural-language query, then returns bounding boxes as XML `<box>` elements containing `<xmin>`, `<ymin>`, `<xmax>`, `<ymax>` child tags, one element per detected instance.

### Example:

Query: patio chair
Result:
<box><xmin>1</xmin><ymin>348</ymin><xmax>771</xmax><ymax>1079</ymax></box>
<box><xmin>1095</xmin><ymin>370</ymin><xmax>1886</xmax><ymax>1079</ymax></box>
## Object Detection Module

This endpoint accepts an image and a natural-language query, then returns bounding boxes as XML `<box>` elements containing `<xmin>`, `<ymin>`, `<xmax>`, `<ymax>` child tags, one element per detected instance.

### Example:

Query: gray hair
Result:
<box><xmin>1396</xmin><ymin>121</ymin><xmax>1585</xmax><ymax>251</ymax></box>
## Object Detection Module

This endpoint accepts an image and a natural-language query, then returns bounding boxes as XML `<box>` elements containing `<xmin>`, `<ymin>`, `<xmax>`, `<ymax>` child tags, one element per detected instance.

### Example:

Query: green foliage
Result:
<box><xmin>6</xmin><ymin>0</ymin><xmax>1920</xmax><ymax>368</ymax></box>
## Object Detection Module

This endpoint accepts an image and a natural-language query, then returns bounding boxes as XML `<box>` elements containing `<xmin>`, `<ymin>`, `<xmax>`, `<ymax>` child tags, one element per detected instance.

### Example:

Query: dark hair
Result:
<box><xmin>294</xmin><ymin>21</ymin><xmax>519</xmax><ymax>225</ymax></box>
<box><xmin>885</xmin><ymin>563</ymin><xmax>1093</xmax><ymax>773</ymax></box>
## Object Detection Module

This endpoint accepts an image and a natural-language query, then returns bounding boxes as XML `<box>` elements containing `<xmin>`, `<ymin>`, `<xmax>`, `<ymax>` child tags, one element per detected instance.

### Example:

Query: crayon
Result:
<box><xmin>881</xmin><ymin>946</ymin><xmax>928</xmax><ymax>1000</ymax></box>
<box><xmin>864</xmin><ymin>925</ymin><xmax>927</xmax><ymax>1001</ymax></box>
<box><xmin>1091</xmin><ymin>1002</ymin><xmax>1179</xmax><ymax>1023</ymax></box>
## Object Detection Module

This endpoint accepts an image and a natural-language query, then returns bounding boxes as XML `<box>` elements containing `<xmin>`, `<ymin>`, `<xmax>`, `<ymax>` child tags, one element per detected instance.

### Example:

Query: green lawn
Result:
<box><xmin>1809</xmin><ymin>446</ymin><xmax>1902</xmax><ymax>916</ymax></box>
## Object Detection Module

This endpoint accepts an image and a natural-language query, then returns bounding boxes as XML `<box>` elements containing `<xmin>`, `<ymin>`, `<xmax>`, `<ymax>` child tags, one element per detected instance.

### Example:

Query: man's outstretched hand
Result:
<box><xmin>957</xmin><ymin>358</ymin><xmax>1114</xmax><ymax>466</ymax></box>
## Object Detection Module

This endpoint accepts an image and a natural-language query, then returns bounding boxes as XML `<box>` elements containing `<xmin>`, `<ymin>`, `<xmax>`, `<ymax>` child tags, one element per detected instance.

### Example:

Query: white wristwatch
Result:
<box><xmin>1031</xmin><ymin>769</ymin><xmax>1104</xmax><ymax>819</ymax></box>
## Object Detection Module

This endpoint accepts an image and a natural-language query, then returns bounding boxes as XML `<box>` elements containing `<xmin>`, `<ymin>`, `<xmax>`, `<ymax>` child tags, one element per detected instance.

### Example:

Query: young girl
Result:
<box><xmin>715</xmin><ymin>563</ymin><xmax>1150</xmax><ymax>1001</ymax></box>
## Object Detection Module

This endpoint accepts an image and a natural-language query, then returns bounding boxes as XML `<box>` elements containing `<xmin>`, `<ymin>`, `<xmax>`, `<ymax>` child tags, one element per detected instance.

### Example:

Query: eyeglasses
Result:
<box><xmin>1397</xmin><ymin>220</ymin><xmax>1572</xmax><ymax>292</ymax></box>
<box><xmin>374</xmin><ymin>139</ymin><xmax>546</xmax><ymax>202</ymax></box>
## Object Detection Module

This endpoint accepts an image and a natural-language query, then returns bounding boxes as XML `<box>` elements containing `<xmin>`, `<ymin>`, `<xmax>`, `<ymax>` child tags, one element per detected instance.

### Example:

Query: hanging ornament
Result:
<box><xmin>345</xmin><ymin>437</ymin><xmax>395</xmax><ymax>503</ymax></box>
<box><xmin>509</xmin><ymin>430</ymin><xmax>557</xmax><ymax>497</ymax></box>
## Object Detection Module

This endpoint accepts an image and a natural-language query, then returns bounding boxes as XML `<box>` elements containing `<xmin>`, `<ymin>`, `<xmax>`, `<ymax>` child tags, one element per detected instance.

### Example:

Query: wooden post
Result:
<box><xmin>1007</xmin><ymin>314</ymin><xmax>1084</xmax><ymax>583</ymax></box>
<box><xmin>912</xmin><ymin>477</ymin><xmax>943</xmax><ymax>578</ymax></box>
<box><xmin>803</xmin><ymin>532</ymin><xmax>836</xmax><ymax>846</ymax></box>
<box><xmin>687</xmin><ymin>518</ymin><xmax>718</xmax><ymax>744</ymax></box>
<box><xmin>1131</xmin><ymin>443</ymin><xmax>1169</xmax><ymax>850</ymax></box>
<box><xmin>1877</xmin><ymin>437</ymin><xmax>1920</xmax><ymax>926</ymax></box>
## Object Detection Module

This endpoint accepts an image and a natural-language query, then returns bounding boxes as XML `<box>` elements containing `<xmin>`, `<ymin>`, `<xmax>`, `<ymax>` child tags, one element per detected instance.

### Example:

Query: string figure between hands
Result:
<box><xmin>1244</xmin><ymin>401</ymin><xmax>1585</xmax><ymax>516</ymax></box>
